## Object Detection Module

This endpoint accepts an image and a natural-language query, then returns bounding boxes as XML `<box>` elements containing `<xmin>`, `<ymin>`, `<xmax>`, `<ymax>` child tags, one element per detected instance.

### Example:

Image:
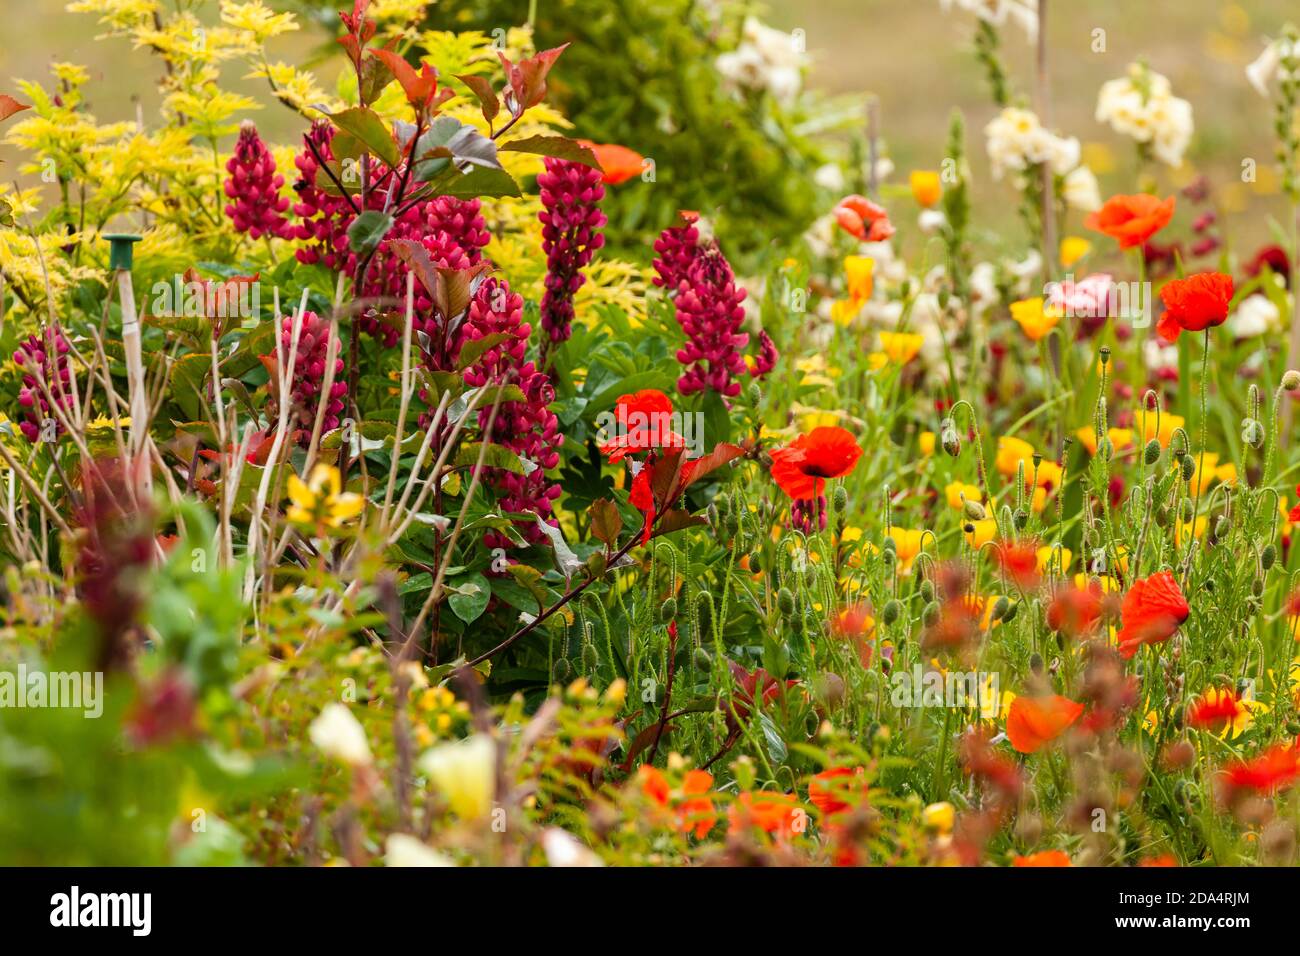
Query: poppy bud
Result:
<box><xmin>552</xmin><ymin>658</ymin><xmax>572</xmax><ymax>683</ymax></box>
<box><xmin>1155</xmin><ymin>505</ymin><xmax>1169</xmax><ymax>527</ymax></box>
<box><xmin>660</xmin><ymin>597</ymin><xmax>678</xmax><ymax>623</ymax></box>
<box><xmin>832</xmin><ymin>485</ymin><xmax>848</xmax><ymax>511</ymax></box>
<box><xmin>999</xmin><ymin>598</ymin><xmax>1018</xmax><ymax>623</ymax></box>
<box><xmin>882</xmin><ymin>599</ymin><xmax>902</xmax><ymax>625</ymax></box>
<box><xmin>1180</xmin><ymin>455</ymin><xmax>1195</xmax><ymax>481</ymax></box>
<box><xmin>707</xmin><ymin>503</ymin><xmax>719</xmax><ymax>528</ymax></box>
<box><xmin>883</xmin><ymin>535</ymin><xmax>897</xmax><ymax>553</ymax></box>
<box><xmin>1251</xmin><ymin>577</ymin><xmax>1264</xmax><ymax>597</ymax></box>
<box><xmin>1014</xmin><ymin>508</ymin><xmax>1029</xmax><ymax>529</ymax></box>
<box><xmin>920</xmin><ymin>579</ymin><xmax>935</xmax><ymax>602</ymax></box>
<box><xmin>1241</xmin><ymin>418</ymin><xmax>1265</xmax><ymax>448</ymax></box>
<box><xmin>1098</xmin><ymin>437</ymin><xmax>1113</xmax><ymax>460</ymax></box>
<box><xmin>939</xmin><ymin>418</ymin><xmax>960</xmax><ymax>456</ymax></box>
<box><xmin>778</xmin><ymin>587</ymin><xmax>796</xmax><ymax>616</ymax></box>
<box><xmin>922</xmin><ymin>601</ymin><xmax>940</xmax><ymax>627</ymax></box>
<box><xmin>1143</xmin><ymin>439</ymin><xmax>1161</xmax><ymax>465</ymax></box>
<box><xmin>1262</xmin><ymin>544</ymin><xmax>1277</xmax><ymax>570</ymax></box>
<box><xmin>1180</xmin><ymin>499</ymin><xmax>1194</xmax><ymax>522</ymax></box>
<box><xmin>693</xmin><ymin>646</ymin><xmax>712</xmax><ymax>670</ymax></box>
<box><xmin>1029</xmin><ymin>652</ymin><xmax>1044</xmax><ymax>674</ymax></box>
<box><xmin>747</xmin><ymin>382</ymin><xmax>763</xmax><ymax>407</ymax></box>
<box><xmin>1099</xmin><ymin>345</ymin><xmax>1111</xmax><ymax>366</ymax></box>
<box><xmin>991</xmin><ymin>596</ymin><xmax>1010</xmax><ymax>622</ymax></box>
<box><xmin>1287</xmin><ymin>721</ymin><xmax>1300</xmax><ymax>737</ymax></box>
<box><xmin>581</xmin><ymin>641</ymin><xmax>600</xmax><ymax>673</ymax></box>
<box><xmin>963</xmin><ymin>498</ymin><xmax>986</xmax><ymax>521</ymax></box>
<box><xmin>881</xmin><ymin>548</ymin><xmax>897</xmax><ymax>570</ymax></box>
<box><xmin>1214</xmin><ymin>515</ymin><xmax>1229</xmax><ymax>539</ymax></box>
<box><xmin>1282</xmin><ymin>369</ymin><xmax>1300</xmax><ymax>391</ymax></box>
<box><xmin>747</xmin><ymin>550</ymin><xmax>763</xmax><ymax>572</ymax></box>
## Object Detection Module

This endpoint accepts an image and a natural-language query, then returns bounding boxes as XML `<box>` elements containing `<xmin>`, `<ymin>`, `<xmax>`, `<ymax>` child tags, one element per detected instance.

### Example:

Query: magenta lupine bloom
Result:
<box><xmin>224</xmin><ymin>122</ymin><xmax>291</xmax><ymax>240</ymax></box>
<box><xmin>652</xmin><ymin>211</ymin><xmax>701</xmax><ymax>289</ymax></box>
<box><xmin>537</xmin><ymin>157</ymin><xmax>606</xmax><ymax>345</ymax></box>
<box><xmin>289</xmin><ymin>123</ymin><xmax>486</xmax><ymax>347</ymax></box>
<box><xmin>791</xmin><ymin>496</ymin><xmax>828</xmax><ymax>534</ymax></box>
<box><xmin>672</xmin><ymin>243</ymin><xmax>749</xmax><ymax>398</ymax></box>
<box><xmin>457</xmin><ymin>277</ymin><xmax>563</xmax><ymax>547</ymax></box>
<box><xmin>752</xmin><ymin>329</ymin><xmax>778</xmax><ymax>378</ymax></box>
<box><xmin>13</xmin><ymin>325</ymin><xmax>74</xmax><ymax>443</ymax></box>
<box><xmin>268</xmin><ymin>310</ymin><xmax>347</xmax><ymax>447</ymax></box>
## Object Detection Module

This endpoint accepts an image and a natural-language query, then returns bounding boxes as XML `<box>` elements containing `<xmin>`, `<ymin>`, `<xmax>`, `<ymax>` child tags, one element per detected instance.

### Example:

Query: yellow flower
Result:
<box><xmin>910</xmin><ymin>170</ymin><xmax>942</xmax><ymax>208</ymax></box>
<box><xmin>1074</xmin><ymin>426</ymin><xmax>1134</xmax><ymax>456</ymax></box>
<box><xmin>287</xmin><ymin>464</ymin><xmax>365</xmax><ymax>529</ymax></box>
<box><xmin>419</xmin><ymin>734</ymin><xmax>496</xmax><ymax>820</ymax></box>
<box><xmin>844</xmin><ymin>255</ymin><xmax>875</xmax><ymax>302</ymax></box>
<box><xmin>922</xmin><ymin>801</ymin><xmax>955</xmax><ymax>833</ymax></box>
<box><xmin>964</xmin><ymin>519</ymin><xmax>998</xmax><ymax>548</ymax></box>
<box><xmin>878</xmin><ymin>331</ymin><xmax>924</xmax><ymax>365</ymax></box>
<box><xmin>1181</xmin><ymin>452</ymin><xmax>1236</xmax><ymax>497</ymax></box>
<box><xmin>945</xmin><ymin>481</ymin><xmax>981</xmax><ymax>510</ymax></box>
<box><xmin>1140</xmin><ymin>411</ymin><xmax>1185</xmax><ymax>448</ymax></box>
<box><xmin>887</xmin><ymin>528</ymin><xmax>927</xmax><ymax>574</ymax></box>
<box><xmin>1009</xmin><ymin>296</ymin><xmax>1062</xmax><ymax>342</ymax></box>
<box><xmin>831</xmin><ymin>298</ymin><xmax>862</xmax><ymax>327</ymax></box>
<box><xmin>995</xmin><ymin>436</ymin><xmax>1061</xmax><ymax>489</ymax></box>
<box><xmin>1036</xmin><ymin>545</ymin><xmax>1073</xmax><ymax>576</ymax></box>
<box><xmin>919</xmin><ymin>431</ymin><xmax>936</xmax><ymax>456</ymax></box>
<box><xmin>1059</xmin><ymin>236</ymin><xmax>1092</xmax><ymax>268</ymax></box>
<box><xmin>1176</xmin><ymin>516</ymin><xmax>1207</xmax><ymax>545</ymax></box>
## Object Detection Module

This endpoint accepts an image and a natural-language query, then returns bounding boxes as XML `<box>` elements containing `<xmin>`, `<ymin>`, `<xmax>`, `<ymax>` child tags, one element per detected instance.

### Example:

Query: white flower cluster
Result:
<box><xmin>984</xmin><ymin>108</ymin><xmax>1100</xmax><ymax>211</ymax></box>
<box><xmin>1095</xmin><ymin>63</ymin><xmax>1194</xmax><ymax>167</ymax></box>
<box><xmin>715</xmin><ymin>16</ymin><xmax>809</xmax><ymax>105</ymax></box>
<box><xmin>938</xmin><ymin>0</ymin><xmax>1037</xmax><ymax>43</ymax></box>
<box><xmin>1246</xmin><ymin>35</ymin><xmax>1299</xmax><ymax>98</ymax></box>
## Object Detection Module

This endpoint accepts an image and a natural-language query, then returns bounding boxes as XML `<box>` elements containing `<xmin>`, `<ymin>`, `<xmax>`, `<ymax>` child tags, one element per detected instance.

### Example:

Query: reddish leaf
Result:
<box><xmin>387</xmin><ymin>238</ymin><xmax>440</xmax><ymax>298</ymax></box>
<box><xmin>680</xmin><ymin>442</ymin><xmax>747</xmax><ymax>492</ymax></box>
<box><xmin>497</xmin><ymin>43</ymin><xmax>568</xmax><ymax>116</ymax></box>
<box><xmin>0</xmin><ymin>95</ymin><xmax>30</xmax><ymax>124</ymax></box>
<box><xmin>456</xmin><ymin>73</ymin><xmax>499</xmax><ymax>125</ymax></box>
<box><xmin>369</xmin><ymin>50</ymin><xmax>449</xmax><ymax>112</ymax></box>
<box><xmin>650</xmin><ymin>509</ymin><xmax>708</xmax><ymax>539</ymax></box>
<box><xmin>589</xmin><ymin>498</ymin><xmax>622</xmax><ymax>548</ymax></box>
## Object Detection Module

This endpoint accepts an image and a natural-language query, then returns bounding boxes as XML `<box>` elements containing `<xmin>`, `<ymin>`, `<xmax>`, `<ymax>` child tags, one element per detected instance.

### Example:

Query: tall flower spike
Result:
<box><xmin>674</xmin><ymin>242</ymin><xmax>749</xmax><ymax>398</ymax></box>
<box><xmin>224</xmin><ymin>121</ymin><xmax>291</xmax><ymax>240</ymax></box>
<box><xmin>265</xmin><ymin>310</ymin><xmax>347</xmax><ymax>447</ymax></box>
<box><xmin>537</xmin><ymin>157</ymin><xmax>606</xmax><ymax>346</ymax></box>
<box><xmin>458</xmin><ymin>277</ymin><xmax>563</xmax><ymax>548</ymax></box>
<box><xmin>13</xmin><ymin>324</ymin><xmax>74</xmax><ymax>443</ymax></box>
<box><xmin>652</xmin><ymin>210</ymin><xmax>701</xmax><ymax>289</ymax></box>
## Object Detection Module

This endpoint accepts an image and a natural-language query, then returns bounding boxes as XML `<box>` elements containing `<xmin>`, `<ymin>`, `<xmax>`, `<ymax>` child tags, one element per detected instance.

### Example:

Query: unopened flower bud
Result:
<box><xmin>963</xmin><ymin>498</ymin><xmax>986</xmax><ymax>521</ymax></box>
<box><xmin>1262</xmin><ymin>543</ymin><xmax>1277</xmax><ymax>570</ymax></box>
<box><xmin>778</xmin><ymin>587</ymin><xmax>796</xmax><ymax>616</ymax></box>
<box><xmin>660</xmin><ymin>597</ymin><xmax>678</xmax><ymax>623</ymax></box>
<box><xmin>882</xmin><ymin>599</ymin><xmax>902</xmax><ymax>625</ymax></box>
<box><xmin>1282</xmin><ymin>369</ymin><xmax>1300</xmax><ymax>391</ymax></box>
<box><xmin>922</xmin><ymin>601</ymin><xmax>940</xmax><ymax>627</ymax></box>
<box><xmin>1143</xmin><ymin>439</ymin><xmax>1161</xmax><ymax>465</ymax></box>
<box><xmin>832</xmin><ymin>485</ymin><xmax>848</xmax><ymax>511</ymax></box>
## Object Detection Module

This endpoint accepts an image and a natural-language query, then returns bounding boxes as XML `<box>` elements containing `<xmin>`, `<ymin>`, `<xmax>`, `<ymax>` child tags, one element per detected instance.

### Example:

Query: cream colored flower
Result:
<box><xmin>309</xmin><ymin>703</ymin><xmax>372</xmax><ymax>766</ymax></box>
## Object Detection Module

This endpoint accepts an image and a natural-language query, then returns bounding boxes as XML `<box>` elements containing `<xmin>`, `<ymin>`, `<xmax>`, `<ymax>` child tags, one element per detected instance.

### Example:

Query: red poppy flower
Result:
<box><xmin>1013</xmin><ymin>849</ymin><xmax>1072</xmax><ymax>867</ymax></box>
<box><xmin>1084</xmin><ymin>193</ymin><xmax>1175</xmax><ymax>249</ymax></box>
<box><xmin>726</xmin><ymin>660</ymin><xmax>798</xmax><ymax>731</ymax></box>
<box><xmin>600</xmin><ymin>388</ymin><xmax>684</xmax><ymax>462</ymax></box>
<box><xmin>1138</xmin><ymin>854</ymin><xmax>1179</xmax><ymax>867</ymax></box>
<box><xmin>807</xmin><ymin>767</ymin><xmax>864</xmax><ymax>817</ymax></box>
<box><xmin>1187</xmin><ymin>688</ymin><xmax>1245</xmax><ymax>731</ymax></box>
<box><xmin>579</xmin><ymin>140</ymin><xmax>645</xmax><ymax>185</ymax></box>
<box><xmin>833</xmin><ymin>194</ymin><xmax>895</xmax><ymax>242</ymax></box>
<box><xmin>638</xmin><ymin>765</ymin><xmax>717</xmax><ymax>838</ymax></box>
<box><xmin>1156</xmin><ymin>271</ymin><xmax>1234</xmax><ymax>343</ymax></box>
<box><xmin>959</xmin><ymin>729</ymin><xmax>1023</xmax><ymax>801</ymax></box>
<box><xmin>1046</xmin><ymin>581</ymin><xmax>1105</xmax><ymax>637</ymax></box>
<box><xmin>1216</xmin><ymin>742</ymin><xmax>1300</xmax><ymax>802</ymax></box>
<box><xmin>769</xmin><ymin>426</ymin><xmax>862</xmax><ymax>500</ymax></box>
<box><xmin>1116</xmin><ymin>570</ymin><xmax>1189</xmax><ymax>659</ymax></box>
<box><xmin>1006</xmin><ymin>694</ymin><xmax>1084</xmax><ymax>754</ymax></box>
<box><xmin>995</xmin><ymin>539</ymin><xmax>1039</xmax><ymax>589</ymax></box>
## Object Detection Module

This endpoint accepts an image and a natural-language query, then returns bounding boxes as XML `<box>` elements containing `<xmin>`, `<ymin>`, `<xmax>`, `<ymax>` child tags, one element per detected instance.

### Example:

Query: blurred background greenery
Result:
<box><xmin>2</xmin><ymin>1</ymin><xmax>1296</xmax><ymax>253</ymax></box>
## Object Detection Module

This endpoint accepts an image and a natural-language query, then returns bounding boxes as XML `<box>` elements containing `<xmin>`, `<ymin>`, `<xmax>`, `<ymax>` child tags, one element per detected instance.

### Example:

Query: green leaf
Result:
<box><xmin>455</xmin><ymin>332</ymin><xmax>513</xmax><ymax>371</ymax></box>
<box><xmin>499</xmin><ymin>135</ymin><xmax>599</xmax><ymax>169</ymax></box>
<box><xmin>453</xmin><ymin>442</ymin><xmax>526</xmax><ymax>475</ymax></box>
<box><xmin>447</xmin><ymin>573</ymin><xmax>491</xmax><ymax>624</ymax></box>
<box><xmin>347</xmin><ymin>210</ymin><xmax>394</xmax><ymax>255</ymax></box>
<box><xmin>430</xmin><ymin>165</ymin><xmax>521</xmax><ymax>200</ymax></box>
<box><xmin>322</xmin><ymin>106</ymin><xmax>401</xmax><ymax>169</ymax></box>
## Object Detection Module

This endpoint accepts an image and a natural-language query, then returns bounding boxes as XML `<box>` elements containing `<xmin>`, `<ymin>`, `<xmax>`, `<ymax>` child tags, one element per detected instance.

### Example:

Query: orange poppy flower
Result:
<box><xmin>833</xmin><ymin>194</ymin><xmax>896</xmax><ymax>243</ymax></box>
<box><xmin>995</xmin><ymin>539</ymin><xmax>1040</xmax><ymax>589</ymax></box>
<box><xmin>807</xmin><ymin>766</ymin><xmax>864</xmax><ymax>817</ymax></box>
<box><xmin>1156</xmin><ymin>271</ymin><xmax>1234</xmax><ymax>343</ymax></box>
<box><xmin>637</xmin><ymin>765</ymin><xmax>718</xmax><ymax>838</ymax></box>
<box><xmin>729</xmin><ymin>790</ymin><xmax>799</xmax><ymax>837</ymax></box>
<box><xmin>769</xmin><ymin>426</ymin><xmax>862</xmax><ymax>500</ymax></box>
<box><xmin>1116</xmin><ymin>570</ymin><xmax>1189</xmax><ymax>660</ymax></box>
<box><xmin>1006</xmin><ymin>694</ymin><xmax>1084</xmax><ymax>753</ymax></box>
<box><xmin>1187</xmin><ymin>687</ymin><xmax>1246</xmax><ymax>731</ymax></box>
<box><xmin>1138</xmin><ymin>854</ymin><xmax>1179</xmax><ymax>867</ymax></box>
<box><xmin>1046</xmin><ymin>581</ymin><xmax>1105</xmax><ymax>637</ymax></box>
<box><xmin>579</xmin><ymin>141</ymin><xmax>645</xmax><ymax>185</ymax></box>
<box><xmin>1216</xmin><ymin>742</ymin><xmax>1300</xmax><ymax>801</ymax></box>
<box><xmin>1084</xmin><ymin>193</ymin><xmax>1175</xmax><ymax>249</ymax></box>
<box><xmin>1013</xmin><ymin>849</ymin><xmax>1072</xmax><ymax>867</ymax></box>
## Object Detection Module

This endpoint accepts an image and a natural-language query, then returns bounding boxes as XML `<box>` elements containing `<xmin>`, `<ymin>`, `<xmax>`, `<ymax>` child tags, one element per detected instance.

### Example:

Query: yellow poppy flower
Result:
<box><xmin>1009</xmin><ymin>296</ymin><xmax>1062</xmax><ymax>342</ymax></box>
<box><xmin>287</xmin><ymin>464</ymin><xmax>365</xmax><ymax>530</ymax></box>
<box><xmin>1059</xmin><ymin>236</ymin><xmax>1091</xmax><ymax>268</ymax></box>
<box><xmin>909</xmin><ymin>170</ymin><xmax>942</xmax><ymax>208</ymax></box>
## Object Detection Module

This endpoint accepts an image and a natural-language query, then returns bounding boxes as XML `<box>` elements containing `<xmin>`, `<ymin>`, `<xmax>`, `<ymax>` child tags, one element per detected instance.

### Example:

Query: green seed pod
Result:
<box><xmin>1180</xmin><ymin>455</ymin><xmax>1196</xmax><ymax>482</ymax></box>
<box><xmin>552</xmin><ymin>657</ymin><xmax>572</xmax><ymax>684</ymax></box>
<box><xmin>1262</xmin><ymin>543</ymin><xmax>1277</xmax><ymax>570</ymax></box>
<box><xmin>580</xmin><ymin>641</ymin><xmax>600</xmax><ymax>673</ymax></box>
<box><xmin>1282</xmin><ymin>369</ymin><xmax>1300</xmax><ymax>391</ymax></box>
<box><xmin>922</xmin><ymin>601</ymin><xmax>940</xmax><ymax>627</ymax></box>
<box><xmin>882</xmin><ymin>599</ymin><xmax>902</xmax><ymax>625</ymax></box>
<box><xmin>777</xmin><ymin>587</ymin><xmax>796</xmax><ymax>616</ymax></box>
<box><xmin>1143</xmin><ymin>439</ymin><xmax>1161</xmax><ymax>465</ymax></box>
<box><xmin>1098</xmin><ymin>345</ymin><xmax>1111</xmax><ymax>366</ymax></box>
<box><xmin>693</xmin><ymin>646</ymin><xmax>712</xmax><ymax>670</ymax></box>
<box><xmin>920</xmin><ymin>579</ymin><xmax>935</xmax><ymax>603</ymax></box>
<box><xmin>832</xmin><ymin>485</ymin><xmax>849</xmax><ymax>511</ymax></box>
<box><xmin>660</xmin><ymin>597</ymin><xmax>678</xmax><ymax>623</ymax></box>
